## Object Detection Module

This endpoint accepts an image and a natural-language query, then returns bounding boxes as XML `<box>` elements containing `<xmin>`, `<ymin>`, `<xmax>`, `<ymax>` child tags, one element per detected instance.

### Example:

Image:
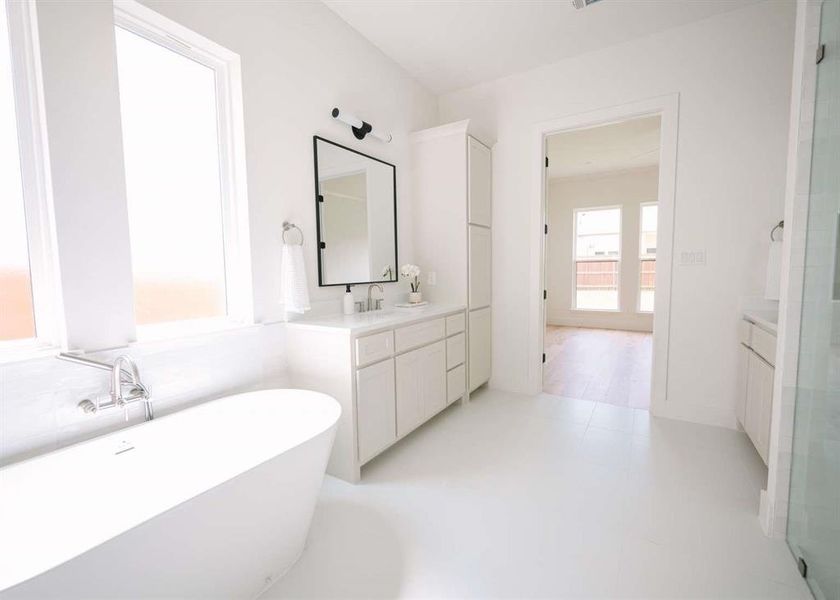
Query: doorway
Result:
<box><xmin>542</xmin><ymin>117</ymin><xmax>660</xmax><ymax>409</ymax></box>
<box><xmin>532</xmin><ymin>96</ymin><xmax>678</xmax><ymax>413</ymax></box>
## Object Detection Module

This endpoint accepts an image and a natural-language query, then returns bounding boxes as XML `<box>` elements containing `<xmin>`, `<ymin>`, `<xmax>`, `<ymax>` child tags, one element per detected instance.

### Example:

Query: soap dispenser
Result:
<box><xmin>343</xmin><ymin>285</ymin><xmax>354</xmax><ymax>315</ymax></box>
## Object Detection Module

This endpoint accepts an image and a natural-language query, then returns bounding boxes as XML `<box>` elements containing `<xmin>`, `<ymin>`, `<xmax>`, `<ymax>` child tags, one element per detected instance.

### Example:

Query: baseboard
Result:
<box><xmin>547</xmin><ymin>316</ymin><xmax>653</xmax><ymax>333</ymax></box>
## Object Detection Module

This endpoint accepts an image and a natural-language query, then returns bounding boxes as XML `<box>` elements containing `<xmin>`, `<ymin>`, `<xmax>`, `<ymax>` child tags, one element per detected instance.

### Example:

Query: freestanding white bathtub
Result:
<box><xmin>0</xmin><ymin>389</ymin><xmax>340</xmax><ymax>599</ymax></box>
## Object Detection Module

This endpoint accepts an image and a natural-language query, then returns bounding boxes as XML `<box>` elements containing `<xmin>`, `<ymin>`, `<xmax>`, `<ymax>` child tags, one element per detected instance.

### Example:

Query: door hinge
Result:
<box><xmin>544</xmin><ymin>223</ymin><xmax>548</xmax><ymax>235</ymax></box>
<box><xmin>319</xmin><ymin>241</ymin><xmax>326</xmax><ymax>249</ymax></box>
<box><xmin>318</xmin><ymin>194</ymin><xmax>324</xmax><ymax>202</ymax></box>
<box><xmin>545</xmin><ymin>156</ymin><xmax>549</xmax><ymax>168</ymax></box>
<box><xmin>543</xmin><ymin>289</ymin><xmax>547</xmax><ymax>300</ymax></box>
<box><xmin>817</xmin><ymin>43</ymin><xmax>825</xmax><ymax>65</ymax></box>
<box><xmin>542</xmin><ymin>352</ymin><xmax>546</xmax><ymax>364</ymax></box>
<box><xmin>797</xmin><ymin>557</ymin><xmax>808</xmax><ymax>578</ymax></box>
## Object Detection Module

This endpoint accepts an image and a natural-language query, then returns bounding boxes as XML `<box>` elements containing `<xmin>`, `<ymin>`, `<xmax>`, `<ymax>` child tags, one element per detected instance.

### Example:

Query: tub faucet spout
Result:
<box><xmin>111</xmin><ymin>355</ymin><xmax>153</xmax><ymax>421</ymax></box>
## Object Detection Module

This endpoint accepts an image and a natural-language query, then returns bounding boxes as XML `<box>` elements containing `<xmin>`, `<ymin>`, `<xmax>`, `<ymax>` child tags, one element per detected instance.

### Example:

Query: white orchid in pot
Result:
<box><xmin>400</xmin><ymin>263</ymin><xmax>422</xmax><ymax>303</ymax></box>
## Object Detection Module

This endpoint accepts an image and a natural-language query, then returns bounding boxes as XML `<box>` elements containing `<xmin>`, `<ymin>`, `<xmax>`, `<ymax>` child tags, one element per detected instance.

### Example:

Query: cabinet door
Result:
<box><xmin>396</xmin><ymin>347</ymin><xmax>425</xmax><ymax>437</ymax></box>
<box><xmin>356</xmin><ymin>359</ymin><xmax>396</xmax><ymax>464</ymax></box>
<box><xmin>745</xmin><ymin>351</ymin><xmax>774</xmax><ymax>464</ymax></box>
<box><xmin>468</xmin><ymin>137</ymin><xmax>492</xmax><ymax>227</ymax></box>
<box><xmin>735</xmin><ymin>344</ymin><xmax>750</xmax><ymax>427</ymax></box>
<box><xmin>421</xmin><ymin>340</ymin><xmax>447</xmax><ymax>417</ymax></box>
<box><xmin>755</xmin><ymin>358</ymin><xmax>775</xmax><ymax>463</ymax></box>
<box><xmin>469</xmin><ymin>225</ymin><xmax>492</xmax><ymax>310</ymax></box>
<box><xmin>469</xmin><ymin>307</ymin><xmax>491</xmax><ymax>391</ymax></box>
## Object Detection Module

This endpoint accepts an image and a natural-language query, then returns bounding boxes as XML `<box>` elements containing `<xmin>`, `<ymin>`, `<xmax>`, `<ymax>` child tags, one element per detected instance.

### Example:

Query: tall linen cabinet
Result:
<box><xmin>410</xmin><ymin>120</ymin><xmax>492</xmax><ymax>393</ymax></box>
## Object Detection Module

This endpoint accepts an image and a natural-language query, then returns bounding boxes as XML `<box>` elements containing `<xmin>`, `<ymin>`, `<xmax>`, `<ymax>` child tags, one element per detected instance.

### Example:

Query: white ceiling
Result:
<box><xmin>546</xmin><ymin>115</ymin><xmax>661</xmax><ymax>179</ymax></box>
<box><xmin>322</xmin><ymin>0</ymin><xmax>758</xmax><ymax>94</ymax></box>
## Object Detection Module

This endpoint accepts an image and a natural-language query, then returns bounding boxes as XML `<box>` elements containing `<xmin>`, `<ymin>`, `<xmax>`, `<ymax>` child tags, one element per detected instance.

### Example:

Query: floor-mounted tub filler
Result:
<box><xmin>0</xmin><ymin>389</ymin><xmax>340</xmax><ymax>599</ymax></box>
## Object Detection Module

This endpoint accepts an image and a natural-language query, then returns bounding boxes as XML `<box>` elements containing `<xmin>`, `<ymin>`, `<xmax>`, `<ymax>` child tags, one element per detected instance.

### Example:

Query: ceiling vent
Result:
<box><xmin>572</xmin><ymin>0</ymin><xmax>602</xmax><ymax>9</ymax></box>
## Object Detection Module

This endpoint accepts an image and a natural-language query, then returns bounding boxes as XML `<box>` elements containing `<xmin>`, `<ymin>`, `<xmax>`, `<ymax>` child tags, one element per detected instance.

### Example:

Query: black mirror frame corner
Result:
<box><xmin>312</xmin><ymin>135</ymin><xmax>399</xmax><ymax>288</ymax></box>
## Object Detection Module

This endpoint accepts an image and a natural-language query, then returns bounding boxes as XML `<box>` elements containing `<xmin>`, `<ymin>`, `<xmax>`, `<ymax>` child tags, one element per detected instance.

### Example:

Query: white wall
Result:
<box><xmin>136</xmin><ymin>0</ymin><xmax>438</xmax><ymax>317</ymax></box>
<box><xmin>439</xmin><ymin>0</ymin><xmax>795</xmax><ymax>428</ymax></box>
<box><xmin>546</xmin><ymin>167</ymin><xmax>657</xmax><ymax>332</ymax></box>
<box><xmin>0</xmin><ymin>0</ymin><xmax>437</xmax><ymax>465</ymax></box>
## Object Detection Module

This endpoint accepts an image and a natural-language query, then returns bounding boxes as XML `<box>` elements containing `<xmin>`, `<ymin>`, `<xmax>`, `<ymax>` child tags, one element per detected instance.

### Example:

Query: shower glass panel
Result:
<box><xmin>786</xmin><ymin>2</ymin><xmax>840</xmax><ymax>599</ymax></box>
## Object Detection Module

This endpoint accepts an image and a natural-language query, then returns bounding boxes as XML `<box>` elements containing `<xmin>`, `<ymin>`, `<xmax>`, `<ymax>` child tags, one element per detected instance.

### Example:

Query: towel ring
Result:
<box><xmin>770</xmin><ymin>220</ymin><xmax>784</xmax><ymax>242</ymax></box>
<box><xmin>282</xmin><ymin>221</ymin><xmax>304</xmax><ymax>245</ymax></box>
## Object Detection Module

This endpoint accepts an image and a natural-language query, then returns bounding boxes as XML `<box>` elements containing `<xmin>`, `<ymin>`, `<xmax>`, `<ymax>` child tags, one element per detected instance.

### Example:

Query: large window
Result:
<box><xmin>0</xmin><ymin>0</ymin><xmax>58</xmax><ymax>351</ymax></box>
<box><xmin>639</xmin><ymin>203</ymin><xmax>657</xmax><ymax>312</ymax></box>
<box><xmin>0</xmin><ymin>2</ymin><xmax>33</xmax><ymax>341</ymax></box>
<box><xmin>114</xmin><ymin>4</ymin><xmax>251</xmax><ymax>338</ymax></box>
<box><xmin>573</xmin><ymin>207</ymin><xmax>621</xmax><ymax>310</ymax></box>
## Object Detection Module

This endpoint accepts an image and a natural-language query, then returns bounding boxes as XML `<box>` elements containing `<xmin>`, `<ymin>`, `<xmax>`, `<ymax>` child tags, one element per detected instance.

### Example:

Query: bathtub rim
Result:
<box><xmin>0</xmin><ymin>388</ymin><xmax>341</xmax><ymax>594</ymax></box>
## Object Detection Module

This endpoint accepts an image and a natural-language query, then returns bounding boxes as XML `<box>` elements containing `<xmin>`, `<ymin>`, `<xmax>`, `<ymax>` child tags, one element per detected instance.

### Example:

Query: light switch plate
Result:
<box><xmin>427</xmin><ymin>271</ymin><xmax>437</xmax><ymax>285</ymax></box>
<box><xmin>680</xmin><ymin>250</ymin><xmax>706</xmax><ymax>266</ymax></box>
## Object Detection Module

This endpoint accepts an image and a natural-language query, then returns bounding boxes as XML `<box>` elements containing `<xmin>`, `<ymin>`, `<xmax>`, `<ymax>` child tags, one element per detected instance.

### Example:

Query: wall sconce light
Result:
<box><xmin>331</xmin><ymin>107</ymin><xmax>392</xmax><ymax>143</ymax></box>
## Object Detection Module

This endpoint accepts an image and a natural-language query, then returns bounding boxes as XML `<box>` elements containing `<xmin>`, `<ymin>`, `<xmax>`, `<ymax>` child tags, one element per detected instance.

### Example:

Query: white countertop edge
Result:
<box><xmin>286</xmin><ymin>304</ymin><xmax>467</xmax><ymax>335</ymax></box>
<box><xmin>743</xmin><ymin>310</ymin><xmax>778</xmax><ymax>335</ymax></box>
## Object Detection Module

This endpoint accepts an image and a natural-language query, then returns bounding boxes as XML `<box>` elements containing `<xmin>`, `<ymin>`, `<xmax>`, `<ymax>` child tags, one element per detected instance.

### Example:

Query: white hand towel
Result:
<box><xmin>765</xmin><ymin>239</ymin><xmax>782</xmax><ymax>301</ymax></box>
<box><xmin>281</xmin><ymin>243</ymin><xmax>311</xmax><ymax>313</ymax></box>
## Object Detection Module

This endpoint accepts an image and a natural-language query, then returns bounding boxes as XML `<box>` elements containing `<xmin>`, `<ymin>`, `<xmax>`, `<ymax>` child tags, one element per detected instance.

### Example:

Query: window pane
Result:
<box><xmin>576</xmin><ymin>208</ymin><xmax>620</xmax><ymax>259</ymax></box>
<box><xmin>640</xmin><ymin>259</ymin><xmax>655</xmax><ymax>312</ymax></box>
<box><xmin>0</xmin><ymin>2</ymin><xmax>36</xmax><ymax>341</ymax></box>
<box><xmin>115</xmin><ymin>27</ymin><xmax>227</xmax><ymax>326</ymax></box>
<box><xmin>640</xmin><ymin>204</ymin><xmax>657</xmax><ymax>257</ymax></box>
<box><xmin>575</xmin><ymin>260</ymin><xmax>618</xmax><ymax>310</ymax></box>
<box><xmin>640</xmin><ymin>204</ymin><xmax>657</xmax><ymax>312</ymax></box>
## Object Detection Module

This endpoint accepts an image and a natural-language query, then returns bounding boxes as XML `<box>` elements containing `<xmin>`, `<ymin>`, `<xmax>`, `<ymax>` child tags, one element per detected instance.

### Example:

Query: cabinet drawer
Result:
<box><xmin>446</xmin><ymin>332</ymin><xmax>465</xmax><ymax>370</ymax></box>
<box><xmin>750</xmin><ymin>325</ymin><xmax>776</xmax><ymax>367</ymax></box>
<box><xmin>395</xmin><ymin>318</ymin><xmax>445</xmax><ymax>353</ymax></box>
<box><xmin>446</xmin><ymin>313</ymin><xmax>465</xmax><ymax>336</ymax></box>
<box><xmin>447</xmin><ymin>364</ymin><xmax>465</xmax><ymax>404</ymax></box>
<box><xmin>355</xmin><ymin>330</ymin><xmax>394</xmax><ymax>368</ymax></box>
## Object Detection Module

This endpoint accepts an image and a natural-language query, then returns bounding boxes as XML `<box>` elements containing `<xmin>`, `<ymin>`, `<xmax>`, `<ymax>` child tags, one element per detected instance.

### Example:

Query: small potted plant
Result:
<box><xmin>400</xmin><ymin>264</ymin><xmax>422</xmax><ymax>303</ymax></box>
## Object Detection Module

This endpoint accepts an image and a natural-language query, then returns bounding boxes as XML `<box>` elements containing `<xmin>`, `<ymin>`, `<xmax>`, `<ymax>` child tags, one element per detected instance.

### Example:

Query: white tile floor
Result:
<box><xmin>265</xmin><ymin>389</ymin><xmax>811</xmax><ymax>599</ymax></box>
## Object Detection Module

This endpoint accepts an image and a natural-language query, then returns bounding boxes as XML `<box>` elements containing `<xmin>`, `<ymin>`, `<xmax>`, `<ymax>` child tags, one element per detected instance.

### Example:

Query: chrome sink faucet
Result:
<box><xmin>367</xmin><ymin>284</ymin><xmax>384</xmax><ymax>311</ymax></box>
<box><xmin>57</xmin><ymin>353</ymin><xmax>154</xmax><ymax>421</ymax></box>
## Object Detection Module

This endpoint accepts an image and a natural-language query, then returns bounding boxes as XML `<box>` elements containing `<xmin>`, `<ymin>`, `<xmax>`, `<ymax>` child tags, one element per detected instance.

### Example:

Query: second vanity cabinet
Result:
<box><xmin>286</xmin><ymin>306</ymin><xmax>466</xmax><ymax>482</ymax></box>
<box><xmin>737</xmin><ymin>316</ymin><xmax>777</xmax><ymax>464</ymax></box>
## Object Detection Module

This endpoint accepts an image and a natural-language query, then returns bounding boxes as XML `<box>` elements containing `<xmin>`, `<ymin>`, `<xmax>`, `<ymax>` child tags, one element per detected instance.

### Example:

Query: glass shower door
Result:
<box><xmin>786</xmin><ymin>2</ymin><xmax>840</xmax><ymax>599</ymax></box>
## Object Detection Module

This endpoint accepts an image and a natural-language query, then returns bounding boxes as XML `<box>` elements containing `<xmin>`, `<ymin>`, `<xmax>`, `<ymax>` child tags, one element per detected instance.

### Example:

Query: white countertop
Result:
<box><xmin>286</xmin><ymin>303</ymin><xmax>466</xmax><ymax>335</ymax></box>
<box><xmin>743</xmin><ymin>309</ymin><xmax>778</xmax><ymax>334</ymax></box>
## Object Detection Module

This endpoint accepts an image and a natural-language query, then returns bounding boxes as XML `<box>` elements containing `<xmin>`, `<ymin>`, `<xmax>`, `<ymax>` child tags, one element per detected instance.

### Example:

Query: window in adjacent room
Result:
<box><xmin>573</xmin><ymin>207</ymin><xmax>621</xmax><ymax>311</ymax></box>
<box><xmin>639</xmin><ymin>203</ymin><xmax>657</xmax><ymax>313</ymax></box>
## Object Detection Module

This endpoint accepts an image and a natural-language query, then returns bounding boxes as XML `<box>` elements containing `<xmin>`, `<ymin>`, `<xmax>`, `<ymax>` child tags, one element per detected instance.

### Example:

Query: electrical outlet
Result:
<box><xmin>427</xmin><ymin>271</ymin><xmax>437</xmax><ymax>285</ymax></box>
<box><xmin>680</xmin><ymin>250</ymin><xmax>706</xmax><ymax>266</ymax></box>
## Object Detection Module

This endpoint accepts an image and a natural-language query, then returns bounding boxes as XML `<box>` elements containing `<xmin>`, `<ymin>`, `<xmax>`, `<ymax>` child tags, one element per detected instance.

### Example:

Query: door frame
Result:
<box><xmin>529</xmin><ymin>94</ymin><xmax>680</xmax><ymax>415</ymax></box>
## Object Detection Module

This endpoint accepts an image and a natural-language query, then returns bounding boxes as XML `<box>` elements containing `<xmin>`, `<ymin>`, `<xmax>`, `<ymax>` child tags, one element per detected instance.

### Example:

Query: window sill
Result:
<box><xmin>569</xmin><ymin>308</ymin><xmax>621</xmax><ymax>313</ymax></box>
<box><xmin>132</xmin><ymin>318</ymin><xmax>260</xmax><ymax>346</ymax></box>
<box><xmin>0</xmin><ymin>340</ymin><xmax>60</xmax><ymax>365</ymax></box>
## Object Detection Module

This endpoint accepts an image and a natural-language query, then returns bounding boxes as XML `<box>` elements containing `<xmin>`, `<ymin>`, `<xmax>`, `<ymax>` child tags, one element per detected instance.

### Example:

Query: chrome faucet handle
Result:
<box><xmin>375</xmin><ymin>299</ymin><xmax>384</xmax><ymax>310</ymax></box>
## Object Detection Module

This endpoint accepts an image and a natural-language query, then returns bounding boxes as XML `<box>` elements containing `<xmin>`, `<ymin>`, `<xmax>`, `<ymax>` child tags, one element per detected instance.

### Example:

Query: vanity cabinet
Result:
<box><xmin>411</xmin><ymin>121</ymin><xmax>493</xmax><ymax>395</ymax></box>
<box><xmin>396</xmin><ymin>341</ymin><xmax>446</xmax><ymax>437</ymax></box>
<box><xmin>737</xmin><ymin>316</ymin><xmax>776</xmax><ymax>464</ymax></box>
<box><xmin>286</xmin><ymin>305</ymin><xmax>466</xmax><ymax>482</ymax></box>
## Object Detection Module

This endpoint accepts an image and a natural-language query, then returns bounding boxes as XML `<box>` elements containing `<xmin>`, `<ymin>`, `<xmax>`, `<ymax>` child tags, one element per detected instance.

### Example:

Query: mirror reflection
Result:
<box><xmin>314</xmin><ymin>137</ymin><xmax>397</xmax><ymax>287</ymax></box>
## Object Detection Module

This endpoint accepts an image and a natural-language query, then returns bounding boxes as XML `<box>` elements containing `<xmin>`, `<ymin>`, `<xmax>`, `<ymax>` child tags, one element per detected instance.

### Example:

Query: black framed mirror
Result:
<box><xmin>313</xmin><ymin>136</ymin><xmax>398</xmax><ymax>287</ymax></box>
